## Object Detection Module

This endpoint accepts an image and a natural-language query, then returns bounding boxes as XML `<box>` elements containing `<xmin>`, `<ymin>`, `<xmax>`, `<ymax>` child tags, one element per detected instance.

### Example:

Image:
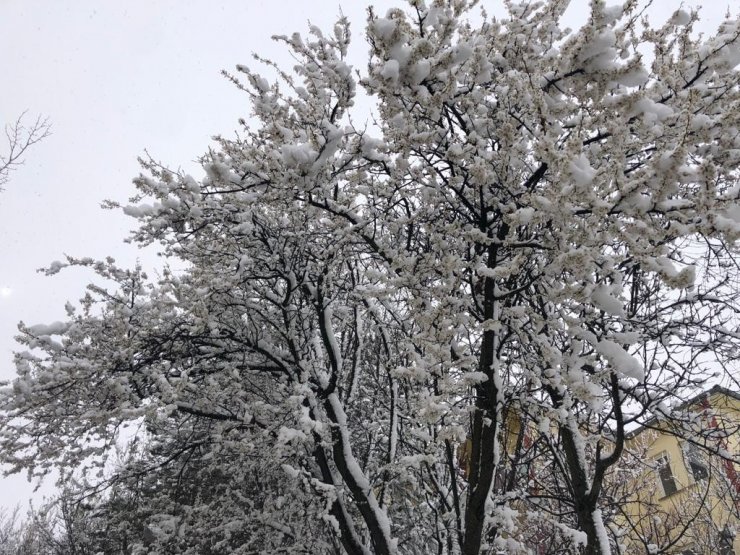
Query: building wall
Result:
<box><xmin>616</xmin><ymin>389</ymin><xmax>739</xmax><ymax>554</ymax></box>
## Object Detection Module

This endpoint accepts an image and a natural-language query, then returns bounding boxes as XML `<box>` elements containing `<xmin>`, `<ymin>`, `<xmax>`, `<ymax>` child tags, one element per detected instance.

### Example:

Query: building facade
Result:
<box><xmin>614</xmin><ymin>386</ymin><xmax>739</xmax><ymax>554</ymax></box>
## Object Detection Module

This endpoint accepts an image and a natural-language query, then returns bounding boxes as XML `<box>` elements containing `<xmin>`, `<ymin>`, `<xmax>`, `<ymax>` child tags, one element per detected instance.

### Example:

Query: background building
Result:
<box><xmin>613</xmin><ymin>386</ymin><xmax>739</xmax><ymax>554</ymax></box>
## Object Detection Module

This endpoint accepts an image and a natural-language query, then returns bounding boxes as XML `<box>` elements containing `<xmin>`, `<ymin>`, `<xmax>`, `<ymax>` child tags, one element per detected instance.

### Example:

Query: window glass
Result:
<box><xmin>684</xmin><ymin>443</ymin><xmax>709</xmax><ymax>482</ymax></box>
<box><xmin>656</xmin><ymin>453</ymin><xmax>678</xmax><ymax>497</ymax></box>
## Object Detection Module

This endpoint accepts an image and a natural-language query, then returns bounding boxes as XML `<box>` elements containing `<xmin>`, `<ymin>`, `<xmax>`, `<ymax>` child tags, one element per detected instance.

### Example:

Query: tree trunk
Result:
<box><xmin>462</xmin><ymin>239</ymin><xmax>502</xmax><ymax>555</ymax></box>
<box><xmin>560</xmin><ymin>423</ymin><xmax>608</xmax><ymax>555</ymax></box>
<box><xmin>325</xmin><ymin>394</ymin><xmax>396</xmax><ymax>555</ymax></box>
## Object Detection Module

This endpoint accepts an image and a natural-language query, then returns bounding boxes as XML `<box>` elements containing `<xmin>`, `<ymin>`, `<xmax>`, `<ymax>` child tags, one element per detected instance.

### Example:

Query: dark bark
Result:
<box><xmin>550</xmin><ymin>372</ymin><xmax>626</xmax><ymax>555</ymax></box>
<box><xmin>312</xmin><ymin>441</ymin><xmax>369</xmax><ymax>555</ymax></box>
<box><xmin>463</xmin><ymin>236</ymin><xmax>504</xmax><ymax>555</ymax></box>
<box><xmin>324</xmin><ymin>398</ymin><xmax>394</xmax><ymax>555</ymax></box>
<box><xmin>559</xmin><ymin>422</ymin><xmax>604</xmax><ymax>555</ymax></box>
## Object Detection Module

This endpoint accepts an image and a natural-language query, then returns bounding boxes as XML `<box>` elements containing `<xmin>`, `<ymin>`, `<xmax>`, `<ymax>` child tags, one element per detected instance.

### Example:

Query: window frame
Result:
<box><xmin>655</xmin><ymin>452</ymin><xmax>679</xmax><ymax>497</ymax></box>
<box><xmin>682</xmin><ymin>442</ymin><xmax>709</xmax><ymax>483</ymax></box>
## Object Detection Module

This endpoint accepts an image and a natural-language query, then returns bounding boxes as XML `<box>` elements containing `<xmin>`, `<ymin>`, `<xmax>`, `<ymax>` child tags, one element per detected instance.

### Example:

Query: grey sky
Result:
<box><xmin>0</xmin><ymin>0</ymin><xmax>732</xmax><ymax>512</ymax></box>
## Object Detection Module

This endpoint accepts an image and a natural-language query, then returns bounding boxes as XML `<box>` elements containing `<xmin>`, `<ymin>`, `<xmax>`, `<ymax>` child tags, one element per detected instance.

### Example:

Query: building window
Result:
<box><xmin>683</xmin><ymin>443</ymin><xmax>709</xmax><ymax>482</ymax></box>
<box><xmin>656</xmin><ymin>452</ymin><xmax>678</xmax><ymax>497</ymax></box>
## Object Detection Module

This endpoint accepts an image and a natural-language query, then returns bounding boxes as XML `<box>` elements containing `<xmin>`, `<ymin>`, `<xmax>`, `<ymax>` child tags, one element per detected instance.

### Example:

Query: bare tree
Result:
<box><xmin>0</xmin><ymin>112</ymin><xmax>51</xmax><ymax>190</ymax></box>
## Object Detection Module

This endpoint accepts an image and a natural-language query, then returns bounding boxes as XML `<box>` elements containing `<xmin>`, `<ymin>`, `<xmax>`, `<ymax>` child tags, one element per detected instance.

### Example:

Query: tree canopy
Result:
<box><xmin>2</xmin><ymin>1</ymin><xmax>740</xmax><ymax>554</ymax></box>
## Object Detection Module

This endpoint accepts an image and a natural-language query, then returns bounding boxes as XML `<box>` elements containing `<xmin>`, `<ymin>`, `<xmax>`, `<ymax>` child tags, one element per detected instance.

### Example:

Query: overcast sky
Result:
<box><xmin>0</xmin><ymin>0</ymin><xmax>732</xmax><ymax>513</ymax></box>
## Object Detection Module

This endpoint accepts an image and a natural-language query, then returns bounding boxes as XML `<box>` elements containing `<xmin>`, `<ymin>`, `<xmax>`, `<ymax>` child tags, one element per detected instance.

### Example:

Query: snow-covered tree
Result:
<box><xmin>2</xmin><ymin>1</ymin><xmax>740</xmax><ymax>554</ymax></box>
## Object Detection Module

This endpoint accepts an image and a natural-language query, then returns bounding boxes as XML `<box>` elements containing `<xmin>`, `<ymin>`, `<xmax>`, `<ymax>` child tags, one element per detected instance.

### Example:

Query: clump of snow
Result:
<box><xmin>669</xmin><ymin>9</ymin><xmax>691</xmax><ymax>27</ymax></box>
<box><xmin>28</xmin><ymin>321</ymin><xmax>69</xmax><ymax>336</ymax></box>
<box><xmin>461</xmin><ymin>371</ymin><xmax>489</xmax><ymax>385</ymax></box>
<box><xmin>570</xmin><ymin>154</ymin><xmax>597</xmax><ymax>187</ymax></box>
<box><xmin>592</xmin><ymin>509</ymin><xmax>611</xmax><ymax>555</ymax></box>
<box><xmin>281</xmin><ymin>143</ymin><xmax>318</xmax><ymax>170</ymax></box>
<box><xmin>646</xmin><ymin>257</ymin><xmax>696</xmax><ymax>289</ymax></box>
<box><xmin>579</xmin><ymin>30</ymin><xmax>619</xmax><ymax>72</ymax></box>
<box><xmin>689</xmin><ymin>114</ymin><xmax>712</xmax><ymax>131</ymax></box>
<box><xmin>46</xmin><ymin>260</ymin><xmax>66</xmax><ymax>275</ymax></box>
<box><xmin>602</xmin><ymin>4</ymin><xmax>623</xmax><ymax>25</ymax></box>
<box><xmin>373</xmin><ymin>18</ymin><xmax>396</xmax><ymax>40</ymax></box>
<box><xmin>595</xmin><ymin>340</ymin><xmax>644</xmax><ymax>380</ymax></box>
<box><xmin>616</xmin><ymin>67</ymin><xmax>648</xmax><ymax>87</ymax></box>
<box><xmin>634</xmin><ymin>98</ymin><xmax>674</xmax><ymax>122</ymax></box>
<box><xmin>277</xmin><ymin>426</ymin><xmax>307</xmax><ymax>445</ymax></box>
<box><xmin>452</xmin><ymin>43</ymin><xmax>473</xmax><ymax>65</ymax></box>
<box><xmin>410</xmin><ymin>60</ymin><xmax>431</xmax><ymax>84</ymax></box>
<box><xmin>123</xmin><ymin>203</ymin><xmax>159</xmax><ymax>218</ymax></box>
<box><xmin>591</xmin><ymin>285</ymin><xmax>625</xmax><ymax>316</ymax></box>
<box><xmin>380</xmin><ymin>60</ymin><xmax>400</xmax><ymax>82</ymax></box>
<box><xmin>511</xmin><ymin>207</ymin><xmax>536</xmax><ymax>226</ymax></box>
<box><xmin>281</xmin><ymin>464</ymin><xmax>300</xmax><ymax>478</ymax></box>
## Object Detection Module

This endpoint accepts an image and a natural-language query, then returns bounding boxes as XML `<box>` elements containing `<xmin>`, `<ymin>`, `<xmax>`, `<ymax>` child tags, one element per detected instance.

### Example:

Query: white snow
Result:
<box><xmin>592</xmin><ymin>509</ymin><xmax>612</xmax><ymax>555</ymax></box>
<box><xmin>670</xmin><ymin>9</ymin><xmax>691</xmax><ymax>27</ymax></box>
<box><xmin>570</xmin><ymin>154</ymin><xmax>597</xmax><ymax>187</ymax></box>
<box><xmin>373</xmin><ymin>18</ymin><xmax>396</xmax><ymax>40</ymax></box>
<box><xmin>380</xmin><ymin>60</ymin><xmax>400</xmax><ymax>82</ymax></box>
<box><xmin>580</xmin><ymin>30</ymin><xmax>618</xmax><ymax>71</ymax></box>
<box><xmin>46</xmin><ymin>260</ymin><xmax>66</xmax><ymax>275</ymax></box>
<box><xmin>123</xmin><ymin>203</ymin><xmax>158</xmax><ymax>218</ymax></box>
<box><xmin>591</xmin><ymin>285</ymin><xmax>625</xmax><ymax>316</ymax></box>
<box><xmin>281</xmin><ymin>143</ymin><xmax>318</xmax><ymax>170</ymax></box>
<box><xmin>511</xmin><ymin>207</ymin><xmax>536</xmax><ymax>226</ymax></box>
<box><xmin>28</xmin><ymin>321</ymin><xmax>69</xmax><ymax>336</ymax></box>
<box><xmin>634</xmin><ymin>98</ymin><xmax>674</xmax><ymax>122</ymax></box>
<box><xmin>595</xmin><ymin>340</ymin><xmax>644</xmax><ymax>381</ymax></box>
<box><xmin>327</xmin><ymin>393</ymin><xmax>398</xmax><ymax>553</ymax></box>
<box><xmin>410</xmin><ymin>60</ymin><xmax>430</xmax><ymax>84</ymax></box>
<box><xmin>602</xmin><ymin>5</ymin><xmax>623</xmax><ymax>25</ymax></box>
<box><xmin>616</xmin><ymin>67</ymin><xmax>648</xmax><ymax>87</ymax></box>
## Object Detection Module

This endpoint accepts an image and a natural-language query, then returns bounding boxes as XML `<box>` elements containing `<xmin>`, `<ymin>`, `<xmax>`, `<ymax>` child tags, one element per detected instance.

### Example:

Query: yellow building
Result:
<box><xmin>614</xmin><ymin>386</ymin><xmax>740</xmax><ymax>555</ymax></box>
<box><xmin>454</xmin><ymin>387</ymin><xmax>739</xmax><ymax>553</ymax></box>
